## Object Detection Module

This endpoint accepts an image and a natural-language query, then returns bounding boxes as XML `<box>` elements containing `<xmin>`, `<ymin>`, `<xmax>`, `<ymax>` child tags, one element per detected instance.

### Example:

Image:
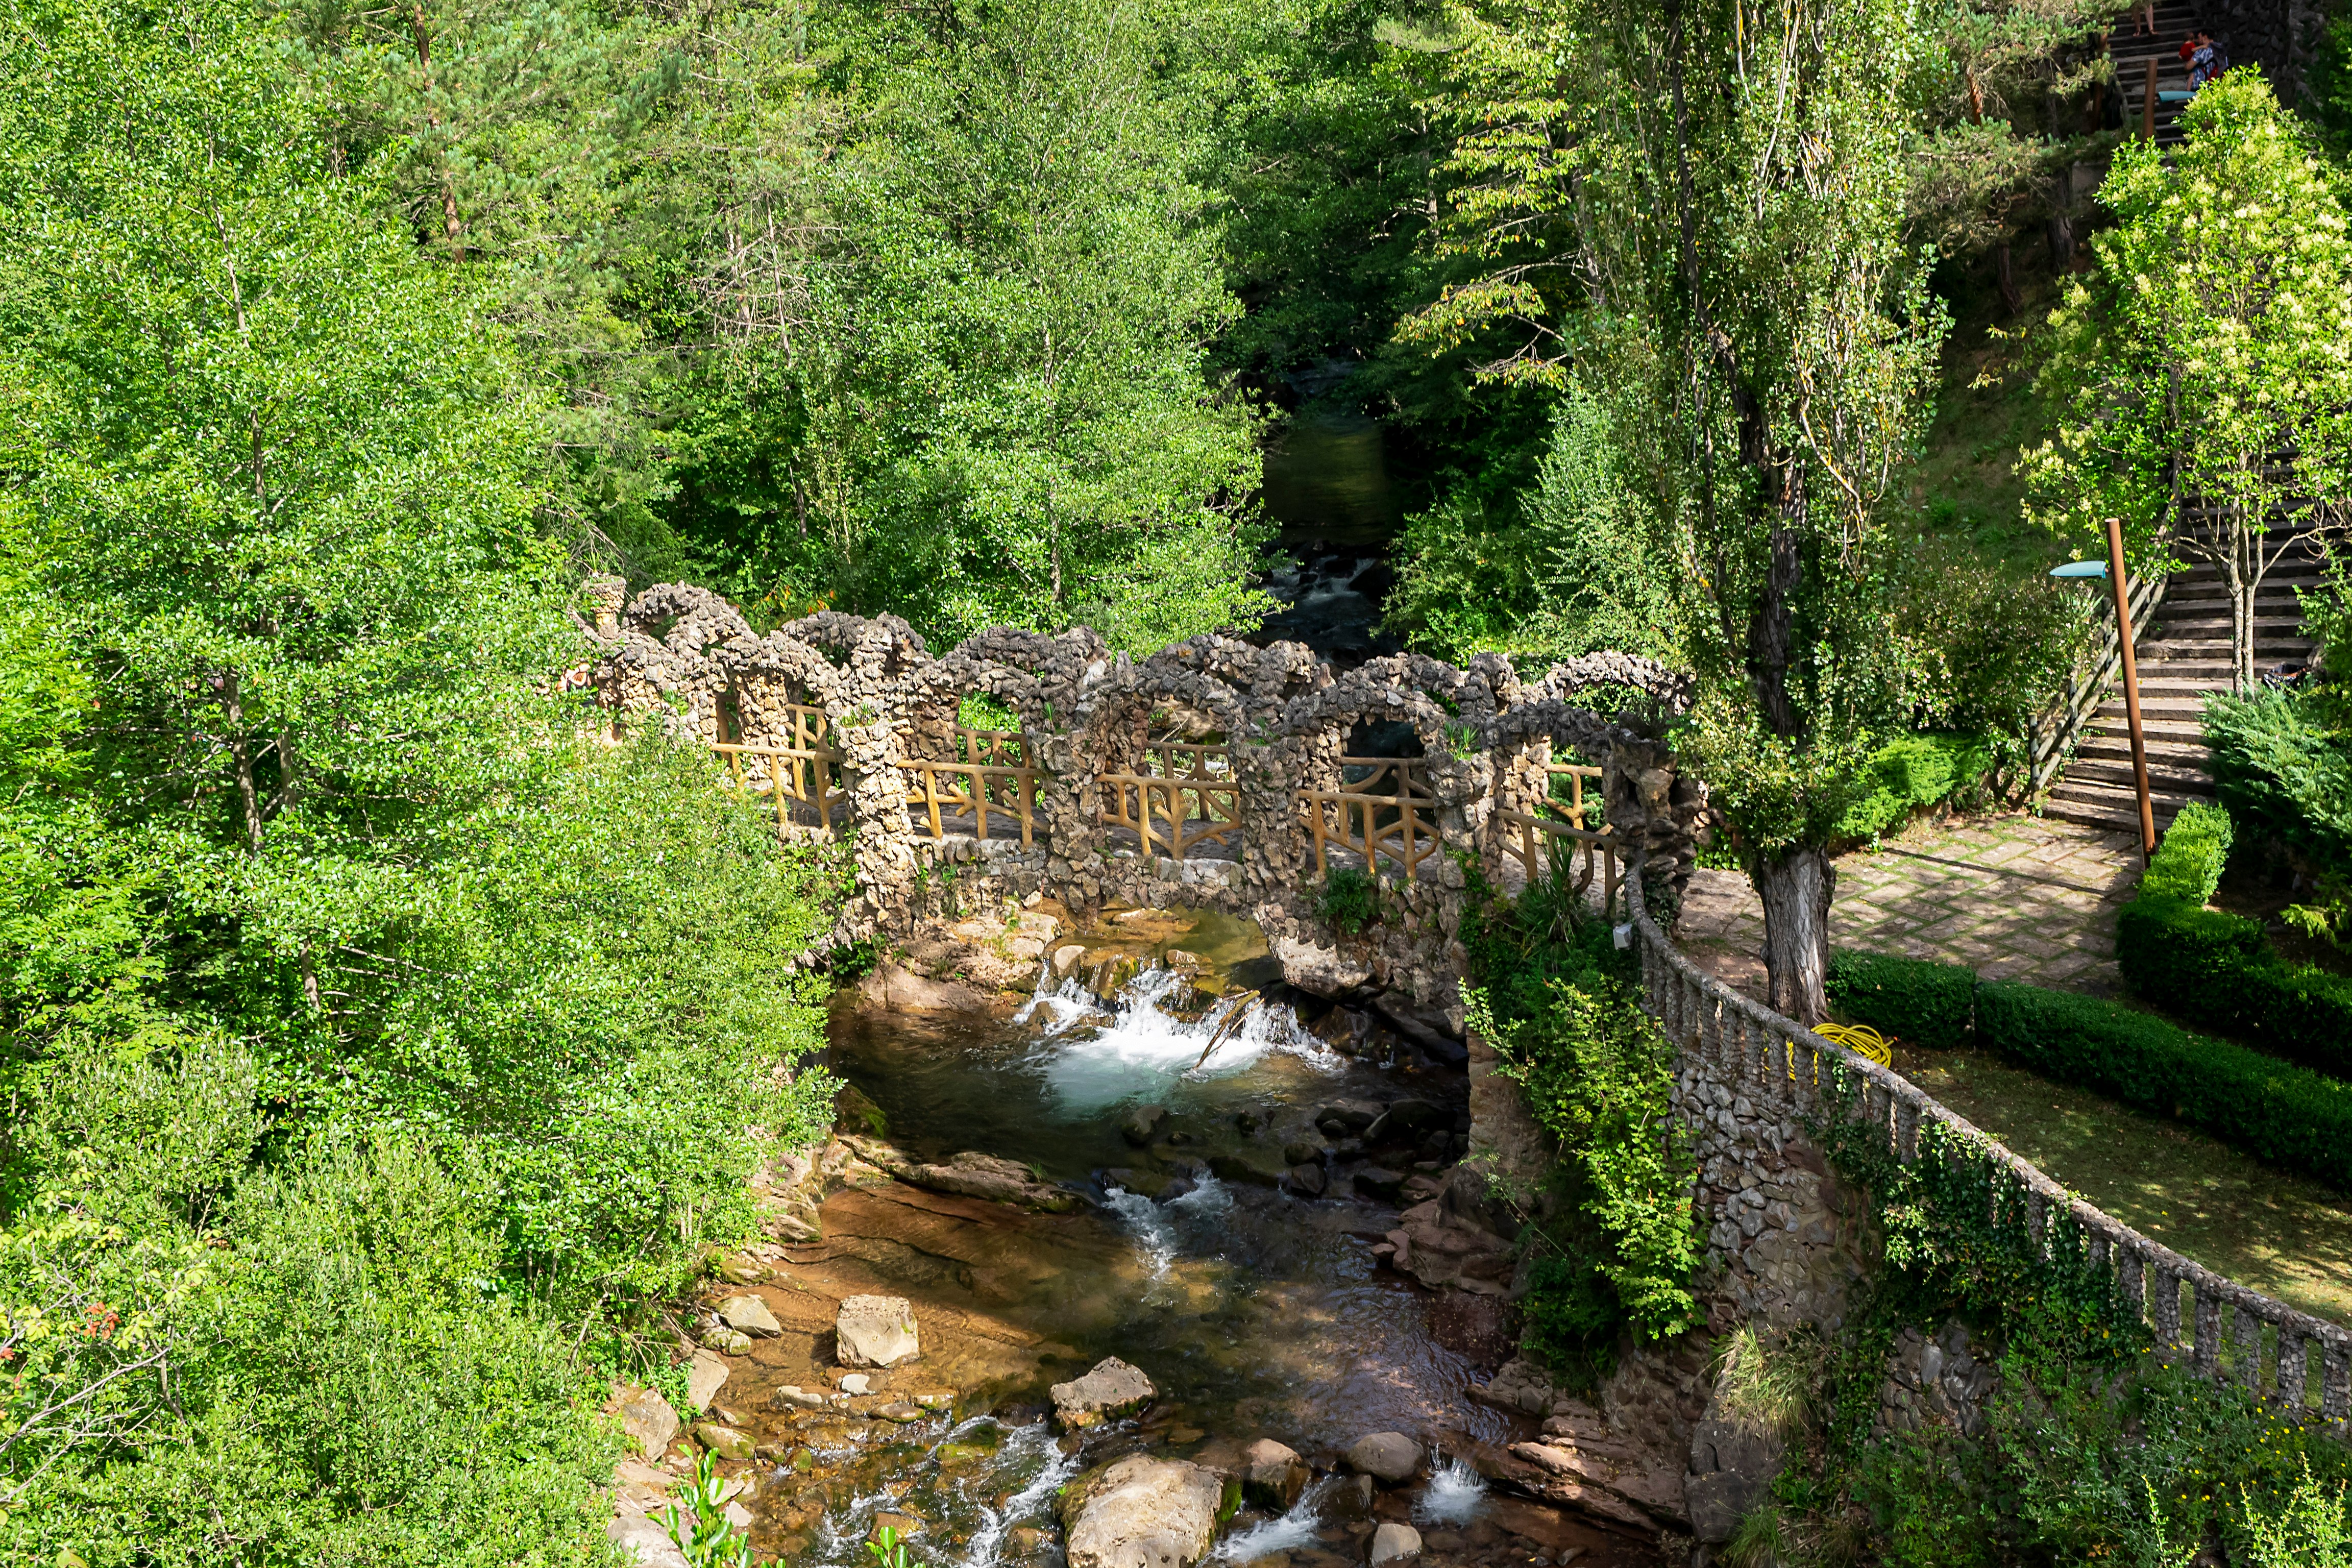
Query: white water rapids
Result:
<box><xmin>1012</xmin><ymin>963</ymin><xmax>1340</xmax><ymax>1115</ymax></box>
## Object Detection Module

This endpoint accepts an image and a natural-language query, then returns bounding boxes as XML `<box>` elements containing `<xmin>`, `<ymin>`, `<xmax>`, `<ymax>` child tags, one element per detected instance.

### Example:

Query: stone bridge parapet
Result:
<box><xmin>583</xmin><ymin>579</ymin><xmax>1704</xmax><ymax>1009</ymax></box>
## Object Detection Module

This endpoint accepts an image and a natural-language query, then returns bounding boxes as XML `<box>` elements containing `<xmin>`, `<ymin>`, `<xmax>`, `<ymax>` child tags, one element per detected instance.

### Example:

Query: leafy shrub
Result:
<box><xmin>2206</xmin><ymin>688</ymin><xmax>2352</xmax><ymax>869</ymax></box>
<box><xmin>2119</xmin><ymin>868</ymin><xmax>2352</xmax><ymax>1084</ymax></box>
<box><xmin>1471</xmin><ymin>976</ymin><xmax>1700</xmax><ymax>1342</ymax></box>
<box><xmin>1826</xmin><ymin>949</ymin><xmax>1975</xmax><ymax>1050</ymax></box>
<box><xmin>1833</xmin><ymin>732</ymin><xmax>1992</xmax><ymax>840</ymax></box>
<box><xmin>1974</xmin><ymin>979</ymin><xmax>2352</xmax><ymax>1189</ymax></box>
<box><xmin>2143</xmin><ymin>798</ymin><xmax>2234</xmax><ymax>903</ymax></box>
<box><xmin>1315</xmin><ymin>867</ymin><xmax>1381</xmax><ymax>936</ymax></box>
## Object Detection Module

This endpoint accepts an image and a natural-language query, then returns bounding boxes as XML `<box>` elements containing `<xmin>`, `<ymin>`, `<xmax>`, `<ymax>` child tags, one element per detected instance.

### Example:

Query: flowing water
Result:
<box><xmin>783</xmin><ymin>909</ymin><xmax>1531</xmax><ymax>1566</ymax></box>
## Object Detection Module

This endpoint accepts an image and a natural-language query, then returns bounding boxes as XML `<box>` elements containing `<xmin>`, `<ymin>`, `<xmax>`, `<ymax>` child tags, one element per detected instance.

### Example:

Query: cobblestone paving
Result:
<box><xmin>1675</xmin><ymin>812</ymin><xmax>2144</xmax><ymax>998</ymax></box>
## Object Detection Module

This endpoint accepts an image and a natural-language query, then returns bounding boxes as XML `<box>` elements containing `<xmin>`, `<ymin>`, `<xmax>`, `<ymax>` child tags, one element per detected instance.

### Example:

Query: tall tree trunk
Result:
<box><xmin>2231</xmin><ymin>507</ymin><xmax>2258</xmax><ymax>693</ymax></box>
<box><xmin>217</xmin><ymin>671</ymin><xmax>265</xmax><ymax>853</ymax></box>
<box><xmin>1754</xmin><ymin>847</ymin><xmax>1835</xmax><ymax>1024</ymax></box>
<box><xmin>1993</xmin><ymin>240</ymin><xmax>2022</xmax><ymax>316</ymax></box>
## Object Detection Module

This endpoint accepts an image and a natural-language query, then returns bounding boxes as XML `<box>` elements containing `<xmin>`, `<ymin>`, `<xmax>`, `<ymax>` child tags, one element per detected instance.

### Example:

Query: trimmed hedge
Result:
<box><xmin>2141</xmin><ymin>797</ymin><xmax>2232</xmax><ymax>904</ymax></box>
<box><xmin>1974</xmin><ymin>979</ymin><xmax>2352</xmax><ymax>1192</ymax></box>
<box><xmin>1826</xmin><ymin>950</ymin><xmax>1975</xmax><ymax>1050</ymax></box>
<box><xmin>2115</xmin><ymin>799</ymin><xmax>2352</xmax><ymax>1082</ymax></box>
<box><xmin>1827</xmin><ymin>946</ymin><xmax>2352</xmax><ymax>1190</ymax></box>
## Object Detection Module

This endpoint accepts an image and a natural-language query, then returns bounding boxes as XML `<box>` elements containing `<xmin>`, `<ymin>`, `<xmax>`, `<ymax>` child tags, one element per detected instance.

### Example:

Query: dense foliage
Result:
<box><xmin>0</xmin><ymin>0</ymin><xmax>836</xmax><ymax>1552</ymax></box>
<box><xmin>1463</xmin><ymin>862</ymin><xmax>1699</xmax><ymax>1382</ymax></box>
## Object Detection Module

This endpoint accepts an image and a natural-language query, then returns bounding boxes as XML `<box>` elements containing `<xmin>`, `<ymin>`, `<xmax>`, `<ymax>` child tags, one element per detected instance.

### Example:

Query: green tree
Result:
<box><xmin>2024</xmin><ymin>70</ymin><xmax>2352</xmax><ymax>694</ymax></box>
<box><xmin>1561</xmin><ymin>0</ymin><xmax>1945</xmax><ymax>1021</ymax></box>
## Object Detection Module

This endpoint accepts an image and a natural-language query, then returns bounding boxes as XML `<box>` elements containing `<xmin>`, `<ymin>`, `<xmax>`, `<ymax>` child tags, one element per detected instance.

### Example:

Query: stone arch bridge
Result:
<box><xmin>582</xmin><ymin>579</ymin><xmax>1704</xmax><ymax>1013</ymax></box>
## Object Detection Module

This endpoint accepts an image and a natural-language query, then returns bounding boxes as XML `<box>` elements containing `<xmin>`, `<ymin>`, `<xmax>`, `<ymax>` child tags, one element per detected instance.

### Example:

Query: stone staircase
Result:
<box><xmin>2046</xmin><ymin>532</ymin><xmax>2322</xmax><ymax>832</ymax></box>
<box><xmin>2109</xmin><ymin>2</ymin><xmax>2207</xmax><ymax>149</ymax></box>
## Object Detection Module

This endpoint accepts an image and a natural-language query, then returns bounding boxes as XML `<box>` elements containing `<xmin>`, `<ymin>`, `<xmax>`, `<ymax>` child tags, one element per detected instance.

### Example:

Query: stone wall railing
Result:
<box><xmin>1628</xmin><ymin>859</ymin><xmax>2352</xmax><ymax>1424</ymax></box>
<box><xmin>583</xmin><ymin>581</ymin><xmax>1706</xmax><ymax>1006</ymax></box>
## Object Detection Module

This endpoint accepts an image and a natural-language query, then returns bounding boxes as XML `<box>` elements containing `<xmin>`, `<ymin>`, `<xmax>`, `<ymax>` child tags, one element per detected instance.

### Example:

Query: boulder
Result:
<box><xmin>1314</xmin><ymin>1101</ymin><xmax>1383</xmax><ymax>1134</ymax></box>
<box><xmin>693</xmin><ymin>1422</ymin><xmax>753</xmax><ymax>1461</ymax></box>
<box><xmin>1345</xmin><ymin>1433</ymin><xmax>1423</xmax><ymax>1485</ymax></box>
<box><xmin>1353</xmin><ymin>1168</ymin><xmax>1406</xmax><ymax>1203</ymax></box>
<box><xmin>842</xmin><ymin>1138</ymin><xmax>1080</xmax><ymax>1213</ymax></box>
<box><xmin>1057</xmin><ymin>1454</ymin><xmax>1232</xmax><ymax>1568</ymax></box>
<box><xmin>686</xmin><ymin>1351</ymin><xmax>729</xmax><ymax>1414</ymax></box>
<box><xmin>1241</xmin><ymin>1438</ymin><xmax>1311</xmax><ymax>1511</ymax></box>
<box><xmin>1363</xmin><ymin>1099</ymin><xmax>1441</xmax><ymax>1144</ymax></box>
<box><xmin>715</xmin><ymin>1294</ymin><xmax>780</xmax><ymax>1337</ymax></box>
<box><xmin>699</xmin><ymin>1325</ymin><xmax>754</xmax><ymax>1356</ymax></box>
<box><xmin>770</xmin><ymin>1385</ymin><xmax>828</xmax><ymax>1411</ymax></box>
<box><xmin>1050</xmin><ymin>1356</ymin><xmax>1157</xmax><ymax>1430</ymax></box>
<box><xmin>617</xmin><ymin>1389</ymin><xmax>679</xmax><ymax>1459</ymax></box>
<box><xmin>1281</xmin><ymin>1141</ymin><xmax>1325</xmax><ymax>1167</ymax></box>
<box><xmin>1684</xmin><ymin>1416</ymin><xmax>1783</xmax><ymax>1545</ymax></box>
<box><xmin>856</xmin><ymin>962</ymin><xmax>991</xmax><ymax>1012</ymax></box>
<box><xmin>1053</xmin><ymin>944</ymin><xmax>1089</xmax><ymax>981</ymax></box>
<box><xmin>838</xmin><ymin>1373</ymin><xmax>873</xmax><ymax>1395</ymax></box>
<box><xmin>1270</xmin><ymin>936</ymin><xmax>1373</xmax><ymax>999</ymax></box>
<box><xmin>1123</xmin><ymin>1106</ymin><xmax>1170</xmax><ymax>1147</ymax></box>
<box><xmin>837</xmin><ymin>1294</ymin><xmax>921</xmax><ymax>1368</ymax></box>
<box><xmin>1284</xmin><ymin>1164</ymin><xmax>1326</xmax><ymax>1197</ymax></box>
<box><xmin>1370</xmin><ymin>1524</ymin><xmax>1422</xmax><ymax>1564</ymax></box>
<box><xmin>608</xmin><ymin>1514</ymin><xmax>691</xmax><ymax>1568</ymax></box>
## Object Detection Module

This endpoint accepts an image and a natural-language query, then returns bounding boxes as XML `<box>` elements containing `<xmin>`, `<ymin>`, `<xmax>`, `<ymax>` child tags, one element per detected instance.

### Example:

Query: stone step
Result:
<box><xmin>2045</xmin><ymin>781</ymin><xmax>2203</xmax><ymax>832</ymax></box>
<box><xmin>2064</xmin><ymin>756</ymin><xmax>2219</xmax><ymax>794</ymax></box>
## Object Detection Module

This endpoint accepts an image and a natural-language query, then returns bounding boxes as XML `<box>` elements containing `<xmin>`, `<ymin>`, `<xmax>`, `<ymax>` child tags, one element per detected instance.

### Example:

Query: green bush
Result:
<box><xmin>1315</xmin><ymin>866</ymin><xmax>1381</xmax><ymax>936</ymax></box>
<box><xmin>1834</xmin><ymin>732</ymin><xmax>1992</xmax><ymax>840</ymax></box>
<box><xmin>2142</xmin><ymin>798</ymin><xmax>2234</xmax><ymax>904</ymax></box>
<box><xmin>1826</xmin><ymin>949</ymin><xmax>1975</xmax><ymax>1050</ymax></box>
<box><xmin>2117</xmin><ymin>797</ymin><xmax>2352</xmax><ymax>1082</ymax></box>
<box><xmin>1974</xmin><ymin>980</ymin><xmax>2352</xmax><ymax>1190</ymax></box>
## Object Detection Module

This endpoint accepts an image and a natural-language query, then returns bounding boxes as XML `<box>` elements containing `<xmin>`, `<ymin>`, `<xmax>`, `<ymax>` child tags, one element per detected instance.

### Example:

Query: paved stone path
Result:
<box><xmin>1675</xmin><ymin>812</ymin><xmax>2144</xmax><ymax>998</ymax></box>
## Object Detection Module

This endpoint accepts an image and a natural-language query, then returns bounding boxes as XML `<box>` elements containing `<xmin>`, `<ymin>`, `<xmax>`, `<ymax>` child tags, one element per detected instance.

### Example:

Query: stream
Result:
<box><xmin>714</xmin><ymin>909</ymin><xmax>1653</xmax><ymax>1568</ymax></box>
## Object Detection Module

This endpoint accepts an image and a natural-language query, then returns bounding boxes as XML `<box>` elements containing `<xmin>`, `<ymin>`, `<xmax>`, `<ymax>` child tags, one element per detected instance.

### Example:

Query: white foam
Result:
<box><xmin>1416</xmin><ymin>1453</ymin><xmax>1489</xmax><ymax>1526</ymax></box>
<box><xmin>1215</xmin><ymin>1476</ymin><xmax>1334</xmax><ymax>1560</ymax></box>
<box><xmin>1104</xmin><ymin>1184</ymin><xmax>1178</xmax><ymax>1278</ymax></box>
<box><xmin>942</xmin><ymin>1422</ymin><xmax>1078</xmax><ymax>1568</ymax></box>
<box><xmin>1027</xmin><ymin>964</ymin><xmax>1338</xmax><ymax>1113</ymax></box>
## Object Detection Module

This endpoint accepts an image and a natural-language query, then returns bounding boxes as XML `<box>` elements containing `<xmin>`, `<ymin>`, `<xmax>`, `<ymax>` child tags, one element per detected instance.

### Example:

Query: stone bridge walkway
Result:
<box><xmin>1676</xmin><ymin>813</ymin><xmax>2144</xmax><ymax>998</ymax></box>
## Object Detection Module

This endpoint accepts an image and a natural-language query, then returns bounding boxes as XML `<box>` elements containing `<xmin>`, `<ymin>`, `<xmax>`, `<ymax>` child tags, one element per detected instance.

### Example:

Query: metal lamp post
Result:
<box><xmin>2050</xmin><ymin>515</ymin><xmax>2156</xmax><ymax>864</ymax></box>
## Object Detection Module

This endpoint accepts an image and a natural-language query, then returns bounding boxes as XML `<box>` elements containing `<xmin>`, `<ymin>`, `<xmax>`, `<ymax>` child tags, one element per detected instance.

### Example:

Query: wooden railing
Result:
<box><xmin>903</xmin><ymin>756</ymin><xmax>1041</xmax><ymax>847</ymax></box>
<box><xmin>1546</xmin><ymin>761</ymin><xmax>1602</xmax><ymax>829</ymax></box>
<box><xmin>1493</xmin><ymin>810</ymin><xmax>1619</xmax><ymax>911</ymax></box>
<box><xmin>1300</xmin><ymin>788</ymin><xmax>1441</xmax><ymax>881</ymax></box>
<box><xmin>1096</xmin><ymin>775</ymin><xmax>1240</xmax><ymax>860</ymax></box>
<box><xmin>1627</xmin><ymin>857</ymin><xmax>2352</xmax><ymax>1421</ymax></box>
<box><xmin>713</xmin><ymin>703</ymin><xmax>845</xmax><ymax>829</ymax></box>
<box><xmin>1339</xmin><ymin>756</ymin><xmax>1433</xmax><ymax>800</ymax></box>
<box><xmin>2027</xmin><ymin>559</ymin><xmax>2169</xmax><ymax>795</ymax></box>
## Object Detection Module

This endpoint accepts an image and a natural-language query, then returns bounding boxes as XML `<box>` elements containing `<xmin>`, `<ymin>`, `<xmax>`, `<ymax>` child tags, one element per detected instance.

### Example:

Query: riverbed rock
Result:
<box><xmin>770</xmin><ymin>1385</ymin><xmax>828</xmax><ymax>1411</ymax></box>
<box><xmin>856</xmin><ymin>962</ymin><xmax>992</xmax><ymax>1012</ymax></box>
<box><xmin>1123</xmin><ymin>1106</ymin><xmax>1169</xmax><ymax>1146</ymax></box>
<box><xmin>1241</xmin><ymin>1439</ymin><xmax>1311</xmax><ymax>1510</ymax></box>
<box><xmin>715</xmin><ymin>1294</ymin><xmax>781</xmax><ymax>1337</ymax></box>
<box><xmin>837</xmin><ymin>1294</ymin><xmax>921</xmax><ymax>1367</ymax></box>
<box><xmin>1051</xmin><ymin>1356</ymin><xmax>1157</xmax><ymax>1429</ymax></box>
<box><xmin>693</xmin><ymin>1422</ymin><xmax>753</xmax><ymax>1461</ymax></box>
<box><xmin>1352</xmin><ymin>1167</ymin><xmax>1406</xmax><ymax>1203</ymax></box>
<box><xmin>1315</xmin><ymin>1100</ymin><xmax>1383</xmax><ymax>1134</ymax></box>
<box><xmin>1270</xmin><ymin>936</ymin><xmax>1373</xmax><ymax>999</ymax></box>
<box><xmin>1053</xmin><ymin>944</ymin><xmax>1089</xmax><ymax>981</ymax></box>
<box><xmin>1370</xmin><ymin>1524</ymin><xmax>1422</xmax><ymax>1564</ymax></box>
<box><xmin>608</xmin><ymin>1514</ymin><xmax>691</xmax><ymax>1568</ymax></box>
<box><xmin>1345</xmin><ymin>1433</ymin><xmax>1423</xmax><ymax>1485</ymax></box>
<box><xmin>1058</xmin><ymin>1454</ymin><xmax>1232</xmax><ymax>1568</ymax></box>
<box><xmin>1363</xmin><ymin>1099</ymin><xmax>1441</xmax><ymax>1144</ymax></box>
<box><xmin>687</xmin><ymin>1351</ymin><xmax>730</xmax><ymax>1413</ymax></box>
<box><xmin>841</xmin><ymin>1137</ymin><xmax>1080</xmax><ymax>1213</ymax></box>
<box><xmin>1284</xmin><ymin>1164</ymin><xmax>1327</xmax><ymax>1197</ymax></box>
<box><xmin>1684</xmin><ymin>1414</ymin><xmax>1784</xmax><ymax>1544</ymax></box>
<box><xmin>617</xmin><ymin>1389</ymin><xmax>679</xmax><ymax>1459</ymax></box>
